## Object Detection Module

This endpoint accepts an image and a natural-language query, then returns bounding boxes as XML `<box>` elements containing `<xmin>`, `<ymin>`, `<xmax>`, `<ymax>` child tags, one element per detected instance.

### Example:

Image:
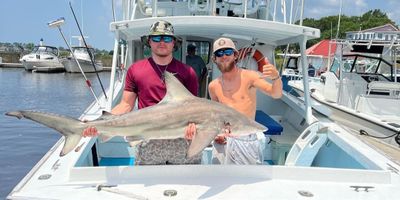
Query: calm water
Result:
<box><xmin>0</xmin><ymin>68</ymin><xmax>110</xmax><ymax>199</ymax></box>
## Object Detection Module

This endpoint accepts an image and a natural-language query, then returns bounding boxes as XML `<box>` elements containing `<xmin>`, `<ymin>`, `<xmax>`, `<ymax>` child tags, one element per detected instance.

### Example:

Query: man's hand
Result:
<box><xmin>261</xmin><ymin>64</ymin><xmax>279</xmax><ymax>80</ymax></box>
<box><xmin>185</xmin><ymin>122</ymin><xmax>196</xmax><ymax>140</ymax></box>
<box><xmin>82</xmin><ymin>126</ymin><xmax>99</xmax><ymax>137</ymax></box>
<box><xmin>214</xmin><ymin>134</ymin><xmax>227</xmax><ymax>144</ymax></box>
<box><xmin>214</xmin><ymin>125</ymin><xmax>232</xmax><ymax>144</ymax></box>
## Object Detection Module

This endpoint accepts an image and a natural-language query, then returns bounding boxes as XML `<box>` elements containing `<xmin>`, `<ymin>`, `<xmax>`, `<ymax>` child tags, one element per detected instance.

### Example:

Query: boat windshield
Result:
<box><xmin>33</xmin><ymin>46</ymin><xmax>59</xmax><ymax>56</ymax></box>
<box><xmin>73</xmin><ymin>47</ymin><xmax>95</xmax><ymax>57</ymax></box>
<box><xmin>331</xmin><ymin>55</ymin><xmax>393</xmax><ymax>80</ymax></box>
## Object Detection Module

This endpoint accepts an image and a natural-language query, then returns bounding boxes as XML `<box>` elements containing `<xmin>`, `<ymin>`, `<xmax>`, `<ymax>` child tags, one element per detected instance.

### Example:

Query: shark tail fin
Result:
<box><xmin>5</xmin><ymin>110</ymin><xmax>86</xmax><ymax>157</ymax></box>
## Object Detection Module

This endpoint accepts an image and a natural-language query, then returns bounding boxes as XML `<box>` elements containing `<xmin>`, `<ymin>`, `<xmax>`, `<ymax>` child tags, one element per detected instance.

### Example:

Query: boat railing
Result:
<box><xmin>123</xmin><ymin>0</ymin><xmax>305</xmax><ymax>25</ymax></box>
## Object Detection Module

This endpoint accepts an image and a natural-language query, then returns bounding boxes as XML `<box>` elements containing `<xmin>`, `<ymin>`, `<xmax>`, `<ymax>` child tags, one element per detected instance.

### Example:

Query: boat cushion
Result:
<box><xmin>99</xmin><ymin>157</ymin><xmax>135</xmax><ymax>166</ymax></box>
<box><xmin>255</xmin><ymin>110</ymin><xmax>283</xmax><ymax>135</ymax></box>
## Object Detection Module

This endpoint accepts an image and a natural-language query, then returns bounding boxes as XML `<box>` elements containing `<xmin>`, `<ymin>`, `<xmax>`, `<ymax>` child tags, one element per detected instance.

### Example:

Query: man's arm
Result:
<box><xmin>252</xmin><ymin>64</ymin><xmax>283</xmax><ymax>99</ymax></box>
<box><xmin>207</xmin><ymin>80</ymin><xmax>226</xmax><ymax>144</ymax></box>
<box><xmin>111</xmin><ymin>90</ymin><xmax>138</xmax><ymax>115</ymax></box>
<box><xmin>208</xmin><ymin>80</ymin><xmax>219</xmax><ymax>101</ymax></box>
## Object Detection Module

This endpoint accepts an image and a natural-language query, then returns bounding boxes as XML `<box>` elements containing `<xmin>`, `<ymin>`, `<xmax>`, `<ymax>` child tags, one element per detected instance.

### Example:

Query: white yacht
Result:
<box><xmin>62</xmin><ymin>37</ymin><xmax>103</xmax><ymax>73</ymax></box>
<box><xmin>19</xmin><ymin>39</ymin><xmax>65</xmax><ymax>72</ymax></box>
<box><xmin>7</xmin><ymin>1</ymin><xmax>400</xmax><ymax>199</ymax></box>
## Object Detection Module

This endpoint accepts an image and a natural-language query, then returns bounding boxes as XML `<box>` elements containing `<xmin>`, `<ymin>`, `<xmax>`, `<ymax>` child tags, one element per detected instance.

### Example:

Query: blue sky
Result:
<box><xmin>1</xmin><ymin>0</ymin><xmax>399</xmax><ymax>51</ymax></box>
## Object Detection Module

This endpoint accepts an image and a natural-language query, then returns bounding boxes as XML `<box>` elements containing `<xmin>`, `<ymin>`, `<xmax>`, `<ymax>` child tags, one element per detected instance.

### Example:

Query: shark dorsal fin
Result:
<box><xmin>159</xmin><ymin>72</ymin><xmax>195</xmax><ymax>104</ymax></box>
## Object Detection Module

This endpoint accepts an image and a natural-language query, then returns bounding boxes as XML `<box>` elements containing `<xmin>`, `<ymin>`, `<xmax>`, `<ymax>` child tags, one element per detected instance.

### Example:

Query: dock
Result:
<box><xmin>0</xmin><ymin>63</ymin><xmax>24</xmax><ymax>68</ymax></box>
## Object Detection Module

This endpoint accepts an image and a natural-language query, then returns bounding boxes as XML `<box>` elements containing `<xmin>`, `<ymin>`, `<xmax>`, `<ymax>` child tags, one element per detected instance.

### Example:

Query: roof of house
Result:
<box><xmin>306</xmin><ymin>39</ymin><xmax>337</xmax><ymax>58</ymax></box>
<box><xmin>347</xmin><ymin>24</ymin><xmax>399</xmax><ymax>33</ymax></box>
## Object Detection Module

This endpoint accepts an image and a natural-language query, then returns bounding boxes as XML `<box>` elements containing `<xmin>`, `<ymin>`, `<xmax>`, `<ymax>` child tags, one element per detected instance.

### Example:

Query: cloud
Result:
<box><xmin>387</xmin><ymin>1</ymin><xmax>400</xmax><ymax>25</ymax></box>
<box><xmin>303</xmin><ymin>0</ymin><xmax>394</xmax><ymax>23</ymax></box>
<box><xmin>354</xmin><ymin>0</ymin><xmax>367</xmax><ymax>8</ymax></box>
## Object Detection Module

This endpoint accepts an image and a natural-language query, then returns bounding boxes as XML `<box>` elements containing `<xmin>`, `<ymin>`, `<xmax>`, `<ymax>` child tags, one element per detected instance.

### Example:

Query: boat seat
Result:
<box><xmin>99</xmin><ymin>157</ymin><xmax>135</xmax><ymax>166</ymax></box>
<box><xmin>367</xmin><ymin>81</ymin><xmax>400</xmax><ymax>96</ymax></box>
<box><xmin>255</xmin><ymin>110</ymin><xmax>283</xmax><ymax>135</ymax></box>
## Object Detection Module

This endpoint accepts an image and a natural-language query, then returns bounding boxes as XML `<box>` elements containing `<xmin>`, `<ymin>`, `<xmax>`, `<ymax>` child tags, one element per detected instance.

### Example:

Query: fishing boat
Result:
<box><xmin>19</xmin><ymin>39</ymin><xmax>65</xmax><ymax>72</ymax></box>
<box><xmin>289</xmin><ymin>39</ymin><xmax>400</xmax><ymax>147</ymax></box>
<box><xmin>62</xmin><ymin>37</ymin><xmax>103</xmax><ymax>73</ymax></box>
<box><xmin>7</xmin><ymin>0</ymin><xmax>400</xmax><ymax>199</ymax></box>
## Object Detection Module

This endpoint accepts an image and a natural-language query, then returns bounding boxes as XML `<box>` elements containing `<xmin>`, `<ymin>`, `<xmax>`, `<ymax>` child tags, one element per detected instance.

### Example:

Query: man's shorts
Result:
<box><xmin>135</xmin><ymin>138</ymin><xmax>202</xmax><ymax>165</ymax></box>
<box><xmin>212</xmin><ymin>133</ymin><xmax>265</xmax><ymax>165</ymax></box>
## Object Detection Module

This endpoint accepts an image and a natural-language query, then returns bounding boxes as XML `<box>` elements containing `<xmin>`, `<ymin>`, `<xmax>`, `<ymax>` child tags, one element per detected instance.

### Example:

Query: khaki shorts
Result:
<box><xmin>135</xmin><ymin>138</ymin><xmax>202</xmax><ymax>165</ymax></box>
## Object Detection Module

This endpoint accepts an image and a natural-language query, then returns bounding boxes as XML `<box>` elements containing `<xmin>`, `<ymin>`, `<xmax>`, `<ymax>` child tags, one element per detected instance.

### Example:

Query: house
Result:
<box><xmin>346</xmin><ymin>24</ymin><xmax>400</xmax><ymax>41</ymax></box>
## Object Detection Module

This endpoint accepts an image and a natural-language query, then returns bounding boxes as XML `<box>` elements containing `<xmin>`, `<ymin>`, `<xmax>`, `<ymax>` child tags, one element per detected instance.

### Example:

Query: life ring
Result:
<box><xmin>238</xmin><ymin>48</ymin><xmax>269</xmax><ymax>72</ymax></box>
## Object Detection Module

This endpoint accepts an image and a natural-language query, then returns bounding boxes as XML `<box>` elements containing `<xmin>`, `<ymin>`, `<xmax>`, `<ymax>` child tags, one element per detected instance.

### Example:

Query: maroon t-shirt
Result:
<box><xmin>124</xmin><ymin>58</ymin><xmax>198</xmax><ymax>109</ymax></box>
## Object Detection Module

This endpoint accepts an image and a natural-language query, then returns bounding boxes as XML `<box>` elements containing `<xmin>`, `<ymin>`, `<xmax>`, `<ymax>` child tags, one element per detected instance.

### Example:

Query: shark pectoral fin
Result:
<box><xmin>60</xmin><ymin>134</ymin><xmax>82</xmax><ymax>157</ymax></box>
<box><xmin>186</xmin><ymin>130</ymin><xmax>215</xmax><ymax>158</ymax></box>
<box><xmin>128</xmin><ymin>140</ymin><xmax>143</xmax><ymax>147</ymax></box>
<box><xmin>124</xmin><ymin>136</ymin><xmax>144</xmax><ymax>147</ymax></box>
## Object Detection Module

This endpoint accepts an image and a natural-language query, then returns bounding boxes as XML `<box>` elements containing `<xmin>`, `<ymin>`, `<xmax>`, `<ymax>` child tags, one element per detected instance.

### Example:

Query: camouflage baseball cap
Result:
<box><xmin>141</xmin><ymin>20</ymin><xmax>182</xmax><ymax>51</ymax></box>
<box><xmin>148</xmin><ymin>20</ymin><xmax>175</xmax><ymax>36</ymax></box>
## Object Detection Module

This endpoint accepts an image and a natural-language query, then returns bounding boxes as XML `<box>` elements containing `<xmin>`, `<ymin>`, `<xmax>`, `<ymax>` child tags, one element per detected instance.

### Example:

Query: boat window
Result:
<box><xmin>286</xmin><ymin>57</ymin><xmax>298</xmax><ymax>69</ymax></box>
<box><xmin>330</xmin><ymin>57</ymin><xmax>341</xmax><ymax>77</ymax></box>
<box><xmin>377</xmin><ymin>61</ymin><xmax>392</xmax><ymax>80</ymax></box>
<box><xmin>186</xmin><ymin>40</ymin><xmax>210</xmax><ymax>64</ymax></box>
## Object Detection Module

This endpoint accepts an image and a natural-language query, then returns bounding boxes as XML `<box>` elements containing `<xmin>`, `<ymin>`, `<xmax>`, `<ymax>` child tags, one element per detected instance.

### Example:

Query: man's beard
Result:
<box><xmin>217</xmin><ymin>59</ymin><xmax>235</xmax><ymax>73</ymax></box>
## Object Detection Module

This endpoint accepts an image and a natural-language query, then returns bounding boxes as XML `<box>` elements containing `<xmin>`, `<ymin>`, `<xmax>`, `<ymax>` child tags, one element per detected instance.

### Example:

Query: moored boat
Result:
<box><xmin>19</xmin><ymin>39</ymin><xmax>65</xmax><ymax>73</ymax></box>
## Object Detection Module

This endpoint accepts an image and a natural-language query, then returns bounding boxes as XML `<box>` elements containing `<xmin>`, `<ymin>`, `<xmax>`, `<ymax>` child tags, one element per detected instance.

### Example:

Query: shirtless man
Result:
<box><xmin>208</xmin><ymin>37</ymin><xmax>282</xmax><ymax>164</ymax></box>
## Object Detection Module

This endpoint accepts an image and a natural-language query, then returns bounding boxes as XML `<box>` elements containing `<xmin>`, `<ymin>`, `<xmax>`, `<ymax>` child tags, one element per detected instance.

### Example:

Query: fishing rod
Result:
<box><xmin>68</xmin><ymin>1</ymin><xmax>108</xmax><ymax>100</ymax></box>
<box><xmin>48</xmin><ymin>17</ymin><xmax>101</xmax><ymax>106</ymax></box>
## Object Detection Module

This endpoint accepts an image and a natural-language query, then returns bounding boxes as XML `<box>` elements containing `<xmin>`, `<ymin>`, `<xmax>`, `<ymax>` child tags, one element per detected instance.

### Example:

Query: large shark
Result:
<box><xmin>6</xmin><ymin>72</ymin><xmax>267</xmax><ymax>158</ymax></box>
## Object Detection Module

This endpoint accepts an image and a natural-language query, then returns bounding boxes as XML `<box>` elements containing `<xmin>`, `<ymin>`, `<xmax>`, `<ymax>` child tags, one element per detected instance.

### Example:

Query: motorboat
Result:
<box><xmin>280</xmin><ymin>39</ymin><xmax>337</xmax><ymax>77</ymax></box>
<box><xmin>7</xmin><ymin>1</ymin><xmax>400</xmax><ymax>199</ymax></box>
<box><xmin>62</xmin><ymin>37</ymin><xmax>103</xmax><ymax>73</ymax></box>
<box><xmin>289</xmin><ymin>39</ymin><xmax>400</xmax><ymax>147</ymax></box>
<box><xmin>19</xmin><ymin>39</ymin><xmax>65</xmax><ymax>72</ymax></box>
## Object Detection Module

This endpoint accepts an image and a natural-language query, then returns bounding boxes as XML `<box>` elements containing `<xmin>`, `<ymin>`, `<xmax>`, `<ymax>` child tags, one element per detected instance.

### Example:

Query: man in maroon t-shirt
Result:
<box><xmin>83</xmin><ymin>20</ymin><xmax>201</xmax><ymax>165</ymax></box>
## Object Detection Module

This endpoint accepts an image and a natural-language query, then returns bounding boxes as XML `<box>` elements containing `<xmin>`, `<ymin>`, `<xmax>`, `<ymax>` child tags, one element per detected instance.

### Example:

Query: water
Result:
<box><xmin>0</xmin><ymin>68</ymin><xmax>110</xmax><ymax>199</ymax></box>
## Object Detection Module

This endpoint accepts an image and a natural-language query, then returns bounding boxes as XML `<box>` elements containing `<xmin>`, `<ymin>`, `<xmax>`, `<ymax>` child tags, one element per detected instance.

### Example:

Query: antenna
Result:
<box><xmin>48</xmin><ymin>17</ymin><xmax>101</xmax><ymax>106</ymax></box>
<box><xmin>335</xmin><ymin>0</ymin><xmax>343</xmax><ymax>39</ymax></box>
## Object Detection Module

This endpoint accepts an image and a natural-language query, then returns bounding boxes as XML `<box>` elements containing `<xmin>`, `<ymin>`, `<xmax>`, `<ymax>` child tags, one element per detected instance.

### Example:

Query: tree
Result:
<box><xmin>300</xmin><ymin>9</ymin><xmax>397</xmax><ymax>48</ymax></box>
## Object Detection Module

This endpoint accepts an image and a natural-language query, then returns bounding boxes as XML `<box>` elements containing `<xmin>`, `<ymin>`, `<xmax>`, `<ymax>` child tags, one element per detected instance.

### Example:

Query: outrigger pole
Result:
<box><xmin>68</xmin><ymin>2</ymin><xmax>108</xmax><ymax>100</ymax></box>
<box><xmin>48</xmin><ymin>17</ymin><xmax>101</xmax><ymax>106</ymax></box>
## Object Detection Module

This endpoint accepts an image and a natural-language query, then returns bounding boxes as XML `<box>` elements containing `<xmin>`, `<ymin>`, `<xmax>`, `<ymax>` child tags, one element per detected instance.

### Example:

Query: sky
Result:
<box><xmin>1</xmin><ymin>0</ymin><xmax>400</xmax><ymax>51</ymax></box>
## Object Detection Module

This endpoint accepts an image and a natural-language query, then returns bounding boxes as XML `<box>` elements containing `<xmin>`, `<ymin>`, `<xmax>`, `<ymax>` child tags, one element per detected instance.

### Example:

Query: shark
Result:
<box><xmin>6</xmin><ymin>72</ymin><xmax>267</xmax><ymax>158</ymax></box>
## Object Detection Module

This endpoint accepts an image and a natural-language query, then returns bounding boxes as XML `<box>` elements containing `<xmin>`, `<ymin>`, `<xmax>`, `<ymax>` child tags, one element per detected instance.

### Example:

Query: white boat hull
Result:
<box><xmin>21</xmin><ymin>60</ymin><xmax>64</xmax><ymax>72</ymax></box>
<box><xmin>62</xmin><ymin>58</ymin><xmax>103</xmax><ymax>73</ymax></box>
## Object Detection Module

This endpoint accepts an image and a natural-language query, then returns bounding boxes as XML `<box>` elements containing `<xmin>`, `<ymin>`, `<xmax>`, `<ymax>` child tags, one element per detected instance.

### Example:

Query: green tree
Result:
<box><xmin>301</xmin><ymin>9</ymin><xmax>397</xmax><ymax>48</ymax></box>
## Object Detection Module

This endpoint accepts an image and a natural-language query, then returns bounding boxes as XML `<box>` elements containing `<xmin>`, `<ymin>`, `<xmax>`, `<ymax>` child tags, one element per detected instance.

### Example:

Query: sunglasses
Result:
<box><xmin>150</xmin><ymin>35</ymin><xmax>174</xmax><ymax>43</ymax></box>
<box><xmin>214</xmin><ymin>48</ymin><xmax>235</xmax><ymax>57</ymax></box>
